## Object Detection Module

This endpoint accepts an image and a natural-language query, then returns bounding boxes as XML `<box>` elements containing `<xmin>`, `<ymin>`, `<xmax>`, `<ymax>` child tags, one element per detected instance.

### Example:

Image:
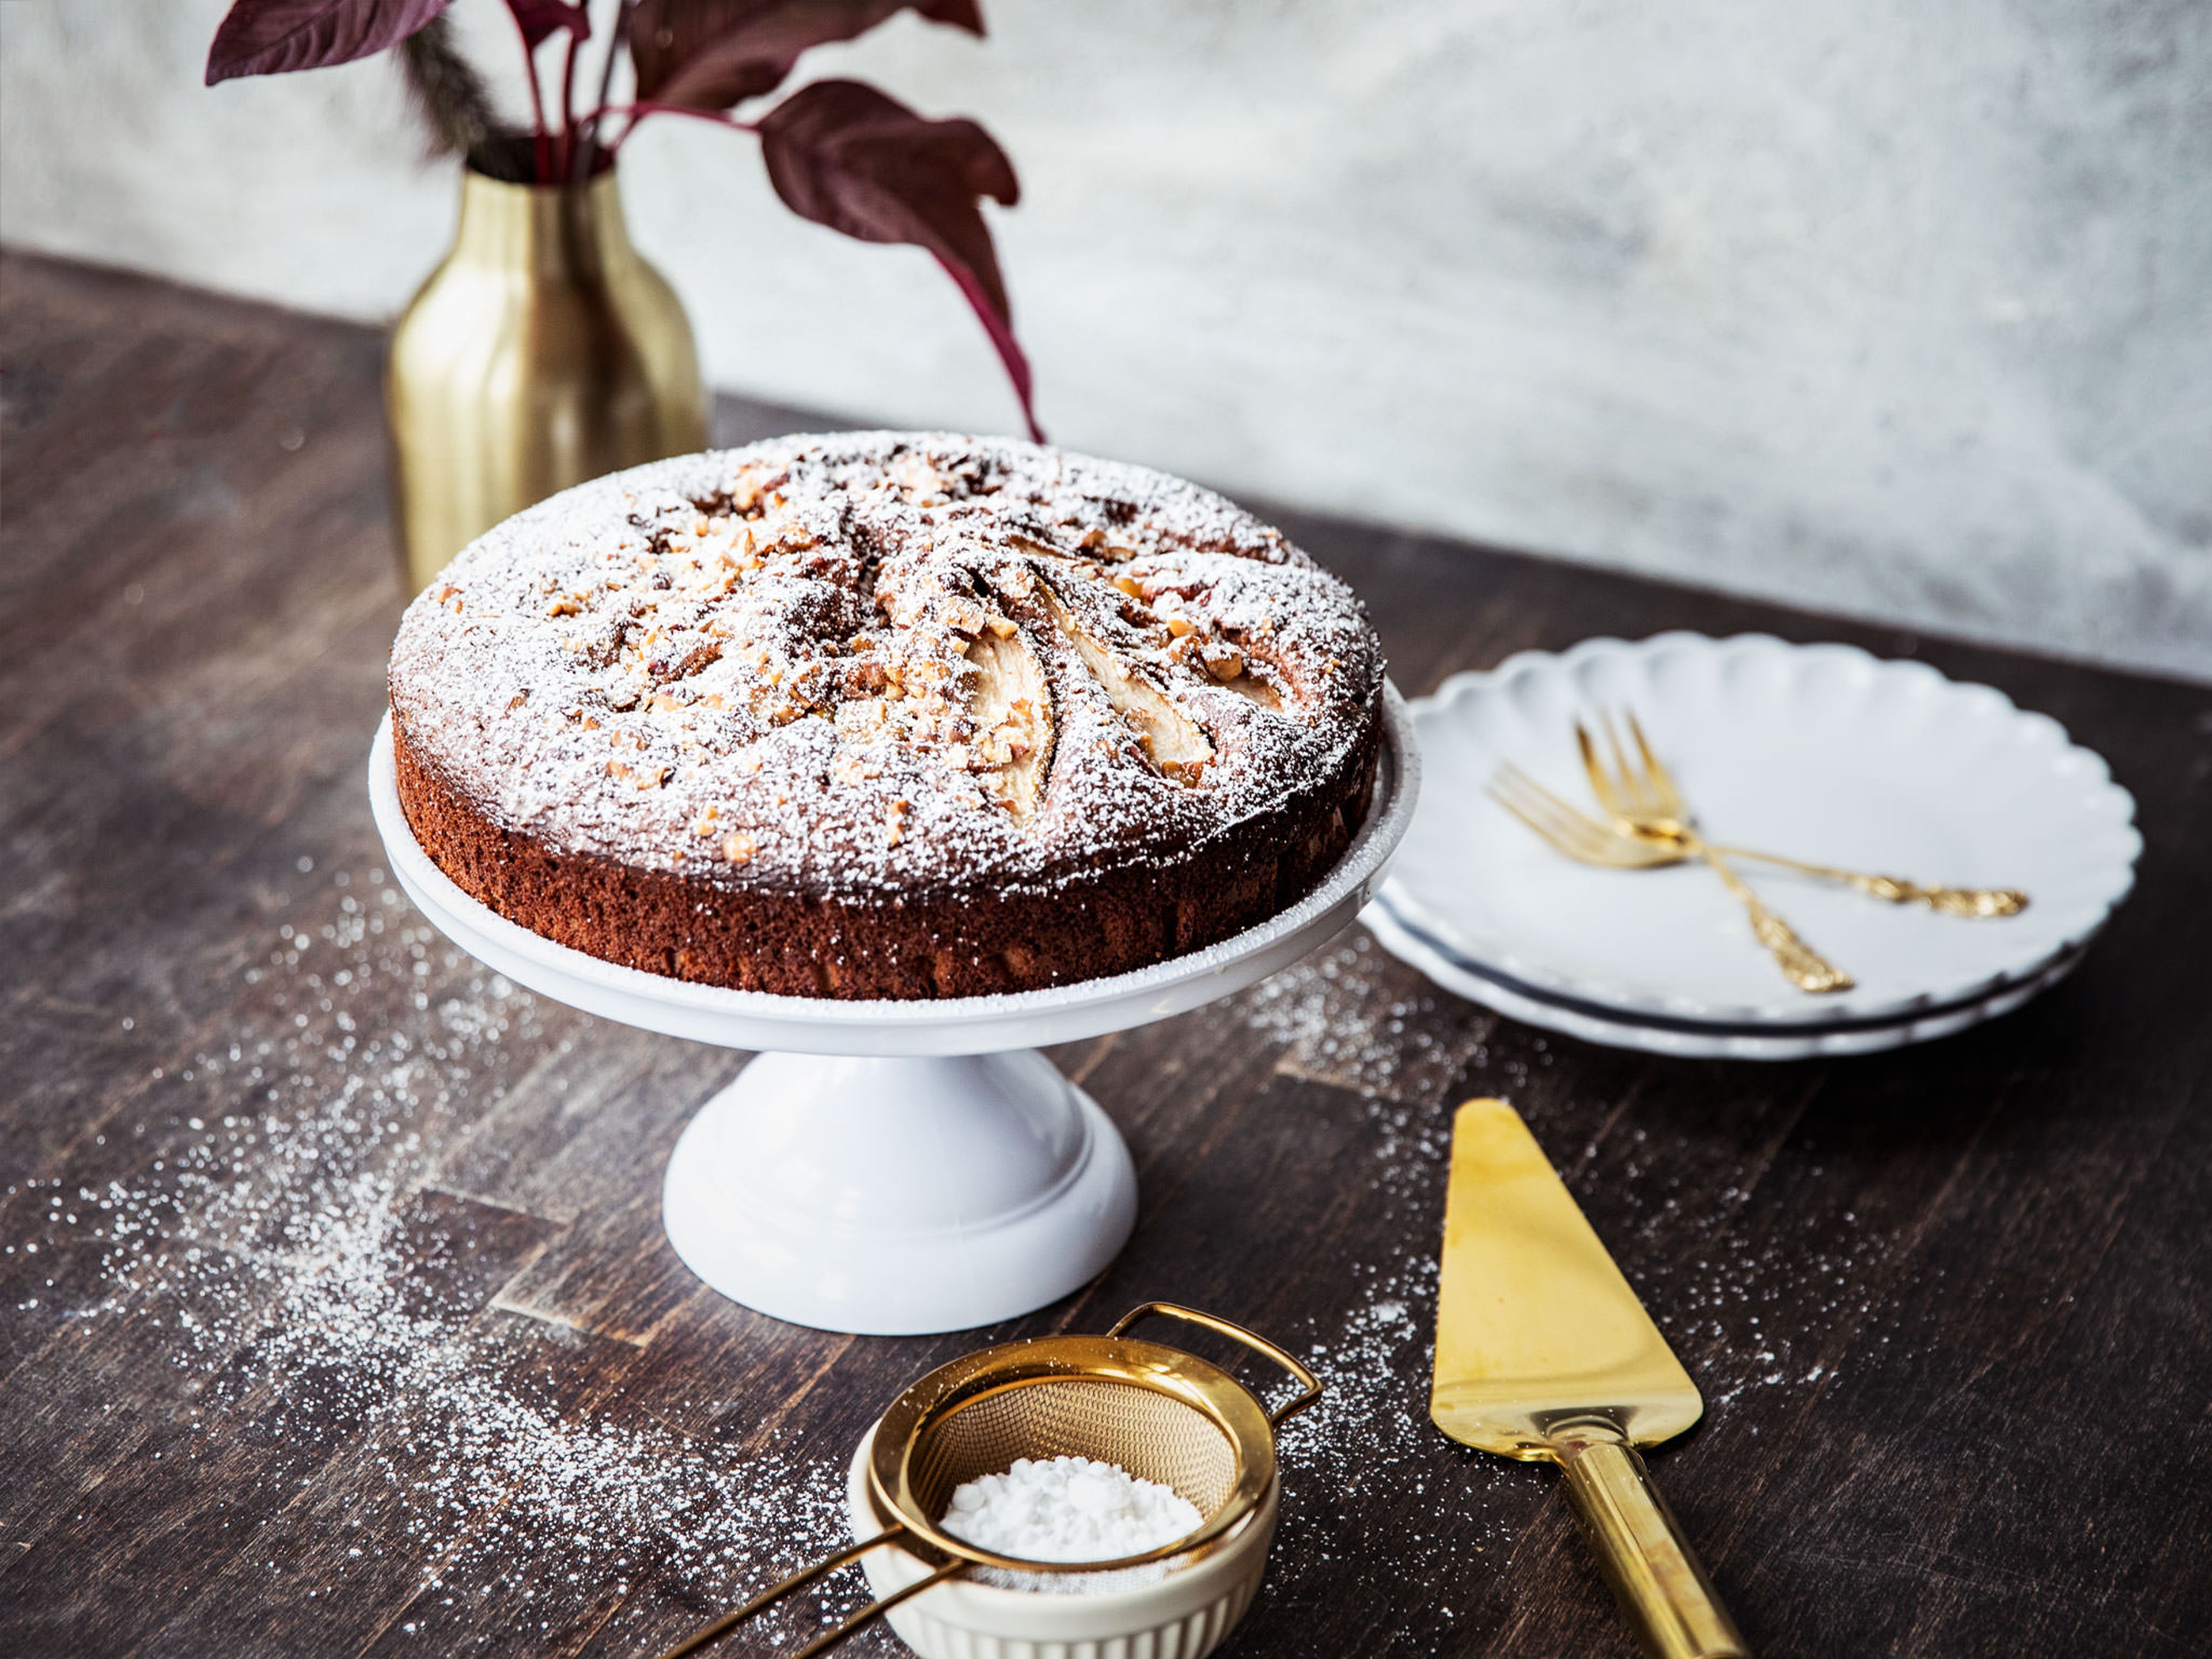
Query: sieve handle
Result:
<box><xmin>652</xmin><ymin>1527</ymin><xmax>935</xmax><ymax>1659</ymax></box>
<box><xmin>787</xmin><ymin>1560</ymin><xmax>969</xmax><ymax>1659</ymax></box>
<box><xmin>1107</xmin><ymin>1302</ymin><xmax>1324</xmax><ymax>1428</ymax></box>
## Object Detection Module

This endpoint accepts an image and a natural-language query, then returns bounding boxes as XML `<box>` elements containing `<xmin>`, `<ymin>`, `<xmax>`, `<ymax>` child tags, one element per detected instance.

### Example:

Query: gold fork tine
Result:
<box><xmin>1574</xmin><ymin>722</ymin><xmax>1627</xmax><ymax>819</ymax></box>
<box><xmin>1623</xmin><ymin>709</ymin><xmax>1686</xmax><ymax>819</ymax></box>
<box><xmin>1486</xmin><ymin>774</ymin><xmax>1610</xmax><ymax>862</ymax></box>
<box><xmin>1600</xmin><ymin>710</ymin><xmax>1654</xmax><ymax>817</ymax></box>
<box><xmin>1495</xmin><ymin>763</ymin><xmax>1615</xmax><ymax>847</ymax></box>
<box><xmin>1495</xmin><ymin>762</ymin><xmax>1594</xmax><ymax>824</ymax></box>
<box><xmin>1492</xmin><ymin>786</ymin><xmax>1634</xmax><ymax>867</ymax></box>
<box><xmin>1489</xmin><ymin>784</ymin><xmax>1582</xmax><ymax>858</ymax></box>
<box><xmin>1491</xmin><ymin>766</ymin><xmax>1674</xmax><ymax>867</ymax></box>
<box><xmin>1491</xmin><ymin>767</ymin><xmax>1604</xmax><ymax>857</ymax></box>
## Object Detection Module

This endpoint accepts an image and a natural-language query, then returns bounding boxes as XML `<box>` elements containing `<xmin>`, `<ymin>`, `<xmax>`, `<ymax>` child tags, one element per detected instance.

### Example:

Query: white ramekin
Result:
<box><xmin>841</xmin><ymin>1424</ymin><xmax>1281</xmax><ymax>1659</ymax></box>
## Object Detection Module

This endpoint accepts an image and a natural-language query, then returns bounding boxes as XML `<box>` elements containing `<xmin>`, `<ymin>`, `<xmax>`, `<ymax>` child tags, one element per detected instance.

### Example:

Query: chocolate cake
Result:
<box><xmin>388</xmin><ymin>433</ymin><xmax>1385</xmax><ymax>999</ymax></box>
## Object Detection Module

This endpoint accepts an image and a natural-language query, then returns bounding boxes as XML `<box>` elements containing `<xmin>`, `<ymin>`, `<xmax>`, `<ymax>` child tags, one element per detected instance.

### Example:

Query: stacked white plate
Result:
<box><xmin>1368</xmin><ymin>634</ymin><xmax>2141</xmax><ymax>1059</ymax></box>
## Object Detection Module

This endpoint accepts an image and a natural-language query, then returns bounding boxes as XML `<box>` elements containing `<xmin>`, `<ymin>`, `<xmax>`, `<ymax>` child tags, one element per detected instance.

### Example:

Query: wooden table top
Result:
<box><xmin>4</xmin><ymin>250</ymin><xmax>2209</xmax><ymax>1659</ymax></box>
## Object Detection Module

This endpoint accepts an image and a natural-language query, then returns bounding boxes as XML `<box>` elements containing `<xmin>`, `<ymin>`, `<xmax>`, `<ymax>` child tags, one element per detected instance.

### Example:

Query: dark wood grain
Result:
<box><xmin>3</xmin><ymin>249</ymin><xmax>2209</xmax><ymax>1659</ymax></box>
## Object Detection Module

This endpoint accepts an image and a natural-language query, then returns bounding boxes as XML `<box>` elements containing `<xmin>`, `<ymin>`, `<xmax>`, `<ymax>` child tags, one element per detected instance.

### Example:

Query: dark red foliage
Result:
<box><xmin>204</xmin><ymin>0</ymin><xmax>1040</xmax><ymax>434</ymax></box>
<box><xmin>205</xmin><ymin>0</ymin><xmax>453</xmax><ymax>84</ymax></box>
<box><xmin>759</xmin><ymin>78</ymin><xmax>1037</xmax><ymax>438</ymax></box>
<box><xmin>628</xmin><ymin>0</ymin><xmax>982</xmax><ymax>111</ymax></box>
<box><xmin>505</xmin><ymin>0</ymin><xmax>592</xmax><ymax>51</ymax></box>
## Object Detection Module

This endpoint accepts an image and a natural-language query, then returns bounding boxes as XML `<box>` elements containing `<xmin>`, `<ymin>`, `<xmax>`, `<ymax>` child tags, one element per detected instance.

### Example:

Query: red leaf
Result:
<box><xmin>759</xmin><ymin>79</ymin><xmax>1039</xmax><ymax>439</ymax></box>
<box><xmin>205</xmin><ymin>0</ymin><xmax>454</xmax><ymax>84</ymax></box>
<box><xmin>505</xmin><ymin>0</ymin><xmax>592</xmax><ymax>51</ymax></box>
<box><xmin>629</xmin><ymin>0</ymin><xmax>983</xmax><ymax>112</ymax></box>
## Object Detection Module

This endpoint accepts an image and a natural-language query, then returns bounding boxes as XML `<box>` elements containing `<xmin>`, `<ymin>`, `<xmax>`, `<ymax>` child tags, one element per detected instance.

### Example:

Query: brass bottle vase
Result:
<box><xmin>387</xmin><ymin>160</ymin><xmax>707</xmax><ymax>592</ymax></box>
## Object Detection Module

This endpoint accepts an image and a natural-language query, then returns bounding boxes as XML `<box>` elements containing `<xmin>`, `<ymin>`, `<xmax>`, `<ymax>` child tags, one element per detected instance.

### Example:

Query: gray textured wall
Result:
<box><xmin>5</xmin><ymin>1</ymin><xmax>2207</xmax><ymax>680</ymax></box>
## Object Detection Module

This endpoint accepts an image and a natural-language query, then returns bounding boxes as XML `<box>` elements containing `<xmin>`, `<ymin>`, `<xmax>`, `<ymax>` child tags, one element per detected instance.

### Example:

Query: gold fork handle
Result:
<box><xmin>1703</xmin><ymin>845</ymin><xmax>2027</xmax><ymax>917</ymax></box>
<box><xmin>1698</xmin><ymin>849</ymin><xmax>1854</xmax><ymax>993</ymax></box>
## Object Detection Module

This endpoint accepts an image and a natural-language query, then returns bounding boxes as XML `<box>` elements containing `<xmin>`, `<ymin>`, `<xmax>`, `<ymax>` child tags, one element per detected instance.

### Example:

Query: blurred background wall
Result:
<box><xmin>4</xmin><ymin>0</ymin><xmax>2207</xmax><ymax>681</ymax></box>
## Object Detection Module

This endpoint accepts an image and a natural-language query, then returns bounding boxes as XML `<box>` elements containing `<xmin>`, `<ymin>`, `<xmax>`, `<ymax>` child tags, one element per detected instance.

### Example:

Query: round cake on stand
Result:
<box><xmin>369</xmin><ymin>694</ymin><xmax>1414</xmax><ymax>1334</ymax></box>
<box><xmin>376</xmin><ymin>433</ymin><xmax>1412</xmax><ymax>1334</ymax></box>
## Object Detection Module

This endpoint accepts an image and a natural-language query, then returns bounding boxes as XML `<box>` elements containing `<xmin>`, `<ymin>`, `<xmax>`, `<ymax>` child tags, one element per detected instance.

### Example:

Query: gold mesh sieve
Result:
<box><xmin>656</xmin><ymin>1303</ymin><xmax>1321</xmax><ymax>1659</ymax></box>
<box><xmin>899</xmin><ymin>1375</ymin><xmax>1240</xmax><ymax>1529</ymax></box>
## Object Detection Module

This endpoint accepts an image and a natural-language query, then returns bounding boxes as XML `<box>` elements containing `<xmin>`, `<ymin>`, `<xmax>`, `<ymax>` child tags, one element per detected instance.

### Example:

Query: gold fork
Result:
<box><xmin>1577</xmin><ymin>713</ymin><xmax>2028</xmax><ymax>917</ymax></box>
<box><xmin>1490</xmin><ymin>762</ymin><xmax>1855</xmax><ymax>993</ymax></box>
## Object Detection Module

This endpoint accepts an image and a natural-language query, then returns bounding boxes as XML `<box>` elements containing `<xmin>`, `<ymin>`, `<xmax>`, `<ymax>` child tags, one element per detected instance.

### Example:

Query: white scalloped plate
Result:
<box><xmin>1377</xmin><ymin>634</ymin><xmax>2138</xmax><ymax>1030</ymax></box>
<box><xmin>1365</xmin><ymin>900</ymin><xmax>2087</xmax><ymax>1060</ymax></box>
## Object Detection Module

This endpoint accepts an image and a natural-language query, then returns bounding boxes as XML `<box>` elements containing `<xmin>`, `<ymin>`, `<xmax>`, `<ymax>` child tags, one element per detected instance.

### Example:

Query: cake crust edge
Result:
<box><xmin>391</xmin><ymin>699</ymin><xmax>1382</xmax><ymax>1000</ymax></box>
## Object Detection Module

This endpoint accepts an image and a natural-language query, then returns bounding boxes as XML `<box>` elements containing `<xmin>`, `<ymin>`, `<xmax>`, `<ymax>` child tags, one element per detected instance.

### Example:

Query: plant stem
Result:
<box><xmin>558</xmin><ymin>29</ymin><xmax>581</xmax><ymax>179</ymax></box>
<box><xmin>571</xmin><ymin>0</ymin><xmax>634</xmax><ymax>185</ymax></box>
<box><xmin>601</xmin><ymin>100</ymin><xmax>760</xmax><ymax>157</ymax></box>
<box><xmin>505</xmin><ymin>3</ymin><xmax>554</xmax><ymax>183</ymax></box>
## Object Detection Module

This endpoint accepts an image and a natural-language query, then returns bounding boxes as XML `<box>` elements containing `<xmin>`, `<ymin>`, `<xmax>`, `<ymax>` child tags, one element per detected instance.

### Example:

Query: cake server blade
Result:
<box><xmin>1431</xmin><ymin>1099</ymin><xmax>1749</xmax><ymax>1659</ymax></box>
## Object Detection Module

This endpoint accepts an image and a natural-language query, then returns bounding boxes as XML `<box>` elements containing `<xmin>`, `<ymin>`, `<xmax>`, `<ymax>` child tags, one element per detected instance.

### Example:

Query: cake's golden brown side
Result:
<box><xmin>393</xmin><ymin>710</ymin><xmax>1379</xmax><ymax>998</ymax></box>
<box><xmin>387</xmin><ymin>432</ymin><xmax>1387</xmax><ymax>999</ymax></box>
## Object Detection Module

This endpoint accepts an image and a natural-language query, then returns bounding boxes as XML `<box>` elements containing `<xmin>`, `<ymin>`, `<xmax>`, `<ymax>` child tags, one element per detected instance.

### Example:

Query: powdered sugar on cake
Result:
<box><xmin>388</xmin><ymin>434</ymin><xmax>1384</xmax><ymax>899</ymax></box>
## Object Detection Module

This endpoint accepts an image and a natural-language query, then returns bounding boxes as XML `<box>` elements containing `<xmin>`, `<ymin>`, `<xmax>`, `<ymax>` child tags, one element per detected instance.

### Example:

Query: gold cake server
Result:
<box><xmin>1431</xmin><ymin>1099</ymin><xmax>1749</xmax><ymax>1658</ymax></box>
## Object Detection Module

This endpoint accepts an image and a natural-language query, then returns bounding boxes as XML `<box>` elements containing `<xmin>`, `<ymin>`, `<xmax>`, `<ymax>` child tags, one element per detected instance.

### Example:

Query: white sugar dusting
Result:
<box><xmin>1239</xmin><ymin>932</ymin><xmax>1488</xmax><ymax>1104</ymax></box>
<box><xmin>7</xmin><ymin>864</ymin><xmax>853</xmax><ymax>1647</ymax></box>
<box><xmin>389</xmin><ymin>432</ymin><xmax>1385</xmax><ymax>898</ymax></box>
<box><xmin>11</xmin><ymin>861</ymin><xmax>1908</xmax><ymax>1654</ymax></box>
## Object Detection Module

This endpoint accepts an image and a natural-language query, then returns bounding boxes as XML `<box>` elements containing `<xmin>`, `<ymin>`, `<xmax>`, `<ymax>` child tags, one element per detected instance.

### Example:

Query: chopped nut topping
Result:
<box><xmin>831</xmin><ymin>749</ymin><xmax>886</xmax><ymax>784</ymax></box>
<box><xmin>606</xmin><ymin>759</ymin><xmax>671</xmax><ymax>789</ymax></box>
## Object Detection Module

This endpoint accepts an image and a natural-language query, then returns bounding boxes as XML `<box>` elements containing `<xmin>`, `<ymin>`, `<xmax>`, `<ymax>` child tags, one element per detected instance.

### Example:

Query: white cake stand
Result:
<box><xmin>367</xmin><ymin>687</ymin><xmax>1417</xmax><ymax>1335</ymax></box>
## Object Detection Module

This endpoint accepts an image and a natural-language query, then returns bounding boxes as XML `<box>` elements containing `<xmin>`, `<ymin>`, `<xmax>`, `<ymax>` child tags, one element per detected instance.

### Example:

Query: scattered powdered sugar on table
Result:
<box><xmin>1237</xmin><ymin>932</ymin><xmax>1489</xmax><ymax>1103</ymax></box>
<box><xmin>7</xmin><ymin>861</ymin><xmax>853</xmax><ymax>1646</ymax></box>
<box><xmin>1223</xmin><ymin>927</ymin><xmax>1909</xmax><ymax>1649</ymax></box>
<box><xmin>1228</xmin><ymin>945</ymin><xmax>1522</xmax><ymax>1626</ymax></box>
<box><xmin>941</xmin><ymin>1456</ymin><xmax>1200</xmax><ymax>1564</ymax></box>
<box><xmin>10</xmin><ymin>854</ymin><xmax>1911</xmax><ymax>1653</ymax></box>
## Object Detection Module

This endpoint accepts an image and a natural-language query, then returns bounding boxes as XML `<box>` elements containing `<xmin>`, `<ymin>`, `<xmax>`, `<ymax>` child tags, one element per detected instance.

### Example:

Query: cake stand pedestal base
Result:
<box><xmin>369</xmin><ymin>688</ymin><xmax>1415</xmax><ymax>1335</ymax></box>
<box><xmin>660</xmin><ymin>1051</ymin><xmax>1137</xmax><ymax>1334</ymax></box>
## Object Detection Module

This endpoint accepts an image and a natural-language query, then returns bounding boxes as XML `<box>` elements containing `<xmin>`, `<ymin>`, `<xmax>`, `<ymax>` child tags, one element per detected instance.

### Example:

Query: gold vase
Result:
<box><xmin>387</xmin><ymin>161</ymin><xmax>707</xmax><ymax>592</ymax></box>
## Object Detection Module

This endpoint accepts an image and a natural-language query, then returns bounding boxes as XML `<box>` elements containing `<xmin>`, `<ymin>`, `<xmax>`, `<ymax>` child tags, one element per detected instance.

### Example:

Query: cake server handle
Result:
<box><xmin>1550</xmin><ymin>1425</ymin><xmax>1750</xmax><ymax>1659</ymax></box>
